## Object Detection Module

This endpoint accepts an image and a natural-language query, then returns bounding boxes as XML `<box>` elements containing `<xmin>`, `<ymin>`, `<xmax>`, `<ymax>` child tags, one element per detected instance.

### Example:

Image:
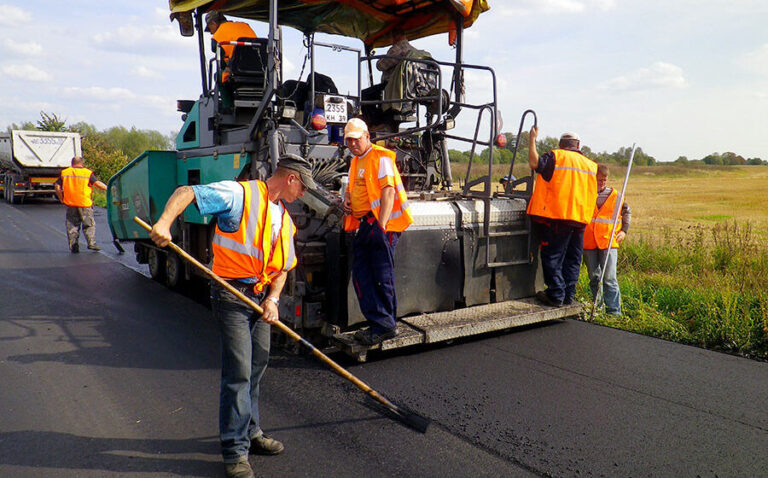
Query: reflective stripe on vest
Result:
<box><xmin>526</xmin><ymin>149</ymin><xmax>598</xmax><ymax>224</ymax></box>
<box><xmin>60</xmin><ymin>167</ymin><xmax>94</xmax><ymax>207</ymax></box>
<box><xmin>584</xmin><ymin>188</ymin><xmax>622</xmax><ymax>250</ymax></box>
<box><xmin>211</xmin><ymin>180</ymin><xmax>297</xmax><ymax>292</ymax></box>
<box><xmin>343</xmin><ymin>145</ymin><xmax>414</xmax><ymax>232</ymax></box>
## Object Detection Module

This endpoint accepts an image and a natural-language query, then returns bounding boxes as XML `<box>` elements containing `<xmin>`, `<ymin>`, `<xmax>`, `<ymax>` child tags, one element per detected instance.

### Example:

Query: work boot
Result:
<box><xmin>87</xmin><ymin>244</ymin><xmax>101</xmax><ymax>251</ymax></box>
<box><xmin>250</xmin><ymin>433</ymin><xmax>284</xmax><ymax>455</ymax></box>
<box><xmin>225</xmin><ymin>457</ymin><xmax>254</xmax><ymax>478</ymax></box>
<box><xmin>354</xmin><ymin>326</ymin><xmax>398</xmax><ymax>345</ymax></box>
<box><xmin>535</xmin><ymin>290</ymin><xmax>562</xmax><ymax>307</ymax></box>
<box><xmin>70</xmin><ymin>243</ymin><xmax>79</xmax><ymax>254</ymax></box>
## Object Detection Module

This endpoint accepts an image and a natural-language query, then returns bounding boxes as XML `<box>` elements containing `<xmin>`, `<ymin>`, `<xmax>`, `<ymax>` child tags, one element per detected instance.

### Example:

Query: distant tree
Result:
<box><xmin>6</xmin><ymin>121</ymin><xmax>36</xmax><ymax>132</ymax></box>
<box><xmin>103</xmin><ymin>126</ymin><xmax>173</xmax><ymax>160</ymax></box>
<box><xmin>69</xmin><ymin>121</ymin><xmax>99</xmax><ymax>137</ymax></box>
<box><xmin>675</xmin><ymin>156</ymin><xmax>689</xmax><ymax>164</ymax></box>
<box><xmin>721</xmin><ymin>152</ymin><xmax>746</xmax><ymax>165</ymax></box>
<box><xmin>36</xmin><ymin>111</ymin><xmax>67</xmax><ymax>131</ymax></box>
<box><xmin>449</xmin><ymin>149</ymin><xmax>469</xmax><ymax>163</ymax></box>
<box><xmin>746</xmin><ymin>157</ymin><xmax>766</xmax><ymax>165</ymax></box>
<box><xmin>702</xmin><ymin>153</ymin><xmax>723</xmax><ymax>165</ymax></box>
<box><xmin>81</xmin><ymin>133</ymin><xmax>129</xmax><ymax>182</ymax></box>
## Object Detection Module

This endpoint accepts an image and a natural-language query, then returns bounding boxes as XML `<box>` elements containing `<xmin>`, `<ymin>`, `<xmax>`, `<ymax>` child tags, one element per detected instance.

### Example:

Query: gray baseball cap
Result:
<box><xmin>204</xmin><ymin>11</ymin><xmax>226</xmax><ymax>32</ymax></box>
<box><xmin>560</xmin><ymin>132</ymin><xmax>580</xmax><ymax>142</ymax></box>
<box><xmin>278</xmin><ymin>154</ymin><xmax>316</xmax><ymax>190</ymax></box>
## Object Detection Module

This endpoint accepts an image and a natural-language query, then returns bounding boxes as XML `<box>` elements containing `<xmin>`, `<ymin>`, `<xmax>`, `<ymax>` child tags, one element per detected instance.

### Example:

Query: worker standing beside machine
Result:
<box><xmin>527</xmin><ymin>127</ymin><xmax>597</xmax><ymax>307</ymax></box>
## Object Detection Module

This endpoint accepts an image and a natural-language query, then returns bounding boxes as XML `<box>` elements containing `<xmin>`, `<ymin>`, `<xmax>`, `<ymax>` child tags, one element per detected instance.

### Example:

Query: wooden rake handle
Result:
<box><xmin>132</xmin><ymin>216</ymin><xmax>398</xmax><ymax>409</ymax></box>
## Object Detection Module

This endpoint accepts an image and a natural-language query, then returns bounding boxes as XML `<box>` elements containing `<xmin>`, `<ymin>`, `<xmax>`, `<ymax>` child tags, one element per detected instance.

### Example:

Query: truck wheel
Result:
<box><xmin>147</xmin><ymin>248</ymin><xmax>166</xmax><ymax>282</ymax></box>
<box><xmin>164</xmin><ymin>251</ymin><xmax>185</xmax><ymax>289</ymax></box>
<box><xmin>8</xmin><ymin>182</ymin><xmax>16</xmax><ymax>204</ymax></box>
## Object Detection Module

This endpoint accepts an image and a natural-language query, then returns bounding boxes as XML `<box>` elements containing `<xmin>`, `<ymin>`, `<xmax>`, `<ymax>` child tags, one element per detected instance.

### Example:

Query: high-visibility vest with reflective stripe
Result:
<box><xmin>526</xmin><ymin>149</ymin><xmax>598</xmax><ymax>224</ymax></box>
<box><xmin>60</xmin><ymin>167</ymin><xmax>94</xmax><ymax>207</ymax></box>
<box><xmin>343</xmin><ymin>144</ymin><xmax>414</xmax><ymax>233</ymax></box>
<box><xmin>211</xmin><ymin>180</ymin><xmax>297</xmax><ymax>293</ymax></box>
<box><xmin>584</xmin><ymin>188</ymin><xmax>623</xmax><ymax>250</ymax></box>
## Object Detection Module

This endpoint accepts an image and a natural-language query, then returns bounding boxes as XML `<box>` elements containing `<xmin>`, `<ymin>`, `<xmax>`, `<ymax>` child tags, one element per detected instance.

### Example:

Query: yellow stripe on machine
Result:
<box><xmin>30</xmin><ymin>177</ymin><xmax>57</xmax><ymax>184</ymax></box>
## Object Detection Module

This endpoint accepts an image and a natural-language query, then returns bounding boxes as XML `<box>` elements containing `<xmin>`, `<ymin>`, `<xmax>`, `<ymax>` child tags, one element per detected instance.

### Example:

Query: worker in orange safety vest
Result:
<box><xmin>342</xmin><ymin>118</ymin><xmax>413</xmax><ymax>345</ymax></box>
<box><xmin>149</xmin><ymin>155</ymin><xmax>315</xmax><ymax>478</ymax></box>
<box><xmin>55</xmin><ymin>156</ymin><xmax>107</xmax><ymax>253</ymax></box>
<box><xmin>205</xmin><ymin>11</ymin><xmax>258</xmax><ymax>83</ymax></box>
<box><xmin>582</xmin><ymin>164</ymin><xmax>631</xmax><ymax>315</ymax></box>
<box><xmin>527</xmin><ymin>127</ymin><xmax>597</xmax><ymax>307</ymax></box>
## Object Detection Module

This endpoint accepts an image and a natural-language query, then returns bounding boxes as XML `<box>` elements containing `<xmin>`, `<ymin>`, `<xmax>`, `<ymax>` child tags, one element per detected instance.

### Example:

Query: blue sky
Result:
<box><xmin>1</xmin><ymin>1</ymin><xmax>766</xmax><ymax>162</ymax></box>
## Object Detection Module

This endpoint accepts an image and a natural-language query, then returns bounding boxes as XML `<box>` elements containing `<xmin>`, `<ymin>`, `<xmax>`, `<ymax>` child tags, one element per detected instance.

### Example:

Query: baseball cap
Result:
<box><xmin>344</xmin><ymin>118</ymin><xmax>369</xmax><ymax>140</ymax></box>
<box><xmin>560</xmin><ymin>132</ymin><xmax>580</xmax><ymax>142</ymax></box>
<box><xmin>278</xmin><ymin>154</ymin><xmax>316</xmax><ymax>190</ymax></box>
<box><xmin>204</xmin><ymin>11</ymin><xmax>226</xmax><ymax>32</ymax></box>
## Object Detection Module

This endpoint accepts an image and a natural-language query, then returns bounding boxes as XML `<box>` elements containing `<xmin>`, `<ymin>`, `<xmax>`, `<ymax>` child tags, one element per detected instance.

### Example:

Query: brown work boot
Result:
<box><xmin>225</xmin><ymin>456</ymin><xmax>254</xmax><ymax>478</ymax></box>
<box><xmin>87</xmin><ymin>244</ymin><xmax>101</xmax><ymax>251</ymax></box>
<box><xmin>250</xmin><ymin>433</ymin><xmax>284</xmax><ymax>455</ymax></box>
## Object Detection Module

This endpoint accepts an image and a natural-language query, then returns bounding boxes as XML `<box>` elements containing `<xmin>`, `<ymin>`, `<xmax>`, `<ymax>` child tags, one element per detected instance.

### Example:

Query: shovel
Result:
<box><xmin>133</xmin><ymin>216</ymin><xmax>430</xmax><ymax>433</ymax></box>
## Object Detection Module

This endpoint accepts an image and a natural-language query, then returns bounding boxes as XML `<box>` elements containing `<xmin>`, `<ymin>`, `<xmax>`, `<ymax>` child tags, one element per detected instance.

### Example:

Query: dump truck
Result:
<box><xmin>107</xmin><ymin>0</ymin><xmax>581</xmax><ymax>361</ymax></box>
<box><xmin>0</xmin><ymin>130</ymin><xmax>82</xmax><ymax>204</ymax></box>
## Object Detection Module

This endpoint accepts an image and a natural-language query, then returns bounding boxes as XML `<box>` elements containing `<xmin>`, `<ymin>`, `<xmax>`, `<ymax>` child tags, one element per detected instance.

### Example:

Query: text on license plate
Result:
<box><xmin>323</xmin><ymin>95</ymin><xmax>347</xmax><ymax>124</ymax></box>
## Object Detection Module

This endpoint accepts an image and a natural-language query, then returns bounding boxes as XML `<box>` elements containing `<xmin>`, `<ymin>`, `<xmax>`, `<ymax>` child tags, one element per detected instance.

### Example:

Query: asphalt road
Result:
<box><xmin>1</xmin><ymin>199</ymin><xmax>767</xmax><ymax>478</ymax></box>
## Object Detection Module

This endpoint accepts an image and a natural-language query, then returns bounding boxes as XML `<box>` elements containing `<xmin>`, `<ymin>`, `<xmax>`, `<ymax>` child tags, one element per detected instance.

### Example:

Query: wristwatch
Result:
<box><xmin>267</xmin><ymin>296</ymin><xmax>279</xmax><ymax>306</ymax></box>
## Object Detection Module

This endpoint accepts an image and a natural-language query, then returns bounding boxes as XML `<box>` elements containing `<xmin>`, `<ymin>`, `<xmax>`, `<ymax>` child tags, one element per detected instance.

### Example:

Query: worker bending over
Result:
<box><xmin>527</xmin><ymin>128</ymin><xmax>597</xmax><ymax>307</ymax></box>
<box><xmin>583</xmin><ymin>164</ymin><xmax>631</xmax><ymax>315</ymax></box>
<box><xmin>55</xmin><ymin>156</ymin><xmax>107</xmax><ymax>253</ymax></box>
<box><xmin>342</xmin><ymin>118</ymin><xmax>413</xmax><ymax>345</ymax></box>
<box><xmin>150</xmin><ymin>155</ymin><xmax>315</xmax><ymax>478</ymax></box>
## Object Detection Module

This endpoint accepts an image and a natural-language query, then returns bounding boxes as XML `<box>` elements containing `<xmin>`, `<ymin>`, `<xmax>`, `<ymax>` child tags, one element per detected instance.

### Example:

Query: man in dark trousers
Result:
<box><xmin>342</xmin><ymin>118</ymin><xmax>414</xmax><ymax>345</ymax></box>
<box><xmin>150</xmin><ymin>155</ymin><xmax>315</xmax><ymax>478</ymax></box>
<box><xmin>55</xmin><ymin>156</ymin><xmax>107</xmax><ymax>253</ymax></box>
<box><xmin>527</xmin><ymin>127</ymin><xmax>597</xmax><ymax>307</ymax></box>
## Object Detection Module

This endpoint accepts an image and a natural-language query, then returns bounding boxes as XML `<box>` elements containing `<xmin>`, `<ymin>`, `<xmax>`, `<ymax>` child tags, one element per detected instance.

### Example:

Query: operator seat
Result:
<box><xmin>226</xmin><ymin>37</ymin><xmax>268</xmax><ymax>108</ymax></box>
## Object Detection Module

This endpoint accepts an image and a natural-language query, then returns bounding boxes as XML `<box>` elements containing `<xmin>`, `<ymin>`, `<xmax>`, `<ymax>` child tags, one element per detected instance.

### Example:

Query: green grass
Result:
<box><xmin>577</xmin><ymin>222</ymin><xmax>768</xmax><ymax>360</ymax></box>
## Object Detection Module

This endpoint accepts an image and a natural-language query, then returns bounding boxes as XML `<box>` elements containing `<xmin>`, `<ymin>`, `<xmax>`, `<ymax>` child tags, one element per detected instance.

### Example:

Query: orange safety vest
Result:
<box><xmin>213</xmin><ymin>22</ymin><xmax>258</xmax><ymax>60</ymax></box>
<box><xmin>60</xmin><ymin>166</ymin><xmax>94</xmax><ymax>207</ymax></box>
<box><xmin>584</xmin><ymin>188</ymin><xmax>623</xmax><ymax>250</ymax></box>
<box><xmin>527</xmin><ymin>149</ymin><xmax>597</xmax><ymax>225</ymax></box>
<box><xmin>343</xmin><ymin>144</ymin><xmax>414</xmax><ymax>233</ymax></box>
<box><xmin>211</xmin><ymin>180</ymin><xmax>297</xmax><ymax>293</ymax></box>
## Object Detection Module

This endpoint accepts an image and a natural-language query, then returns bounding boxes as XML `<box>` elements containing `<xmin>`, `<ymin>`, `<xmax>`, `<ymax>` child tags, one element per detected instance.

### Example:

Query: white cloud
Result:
<box><xmin>736</xmin><ymin>43</ymin><xmax>768</xmax><ymax>76</ymax></box>
<box><xmin>500</xmin><ymin>0</ymin><xmax>616</xmax><ymax>16</ymax></box>
<box><xmin>131</xmin><ymin>65</ymin><xmax>162</xmax><ymax>79</ymax></box>
<box><xmin>2</xmin><ymin>64</ymin><xmax>52</xmax><ymax>82</ymax></box>
<box><xmin>92</xmin><ymin>24</ymin><xmax>188</xmax><ymax>52</ymax></box>
<box><xmin>56</xmin><ymin>86</ymin><xmax>175</xmax><ymax>112</ymax></box>
<box><xmin>3</xmin><ymin>39</ymin><xmax>42</xmax><ymax>56</ymax></box>
<box><xmin>600</xmin><ymin>62</ymin><xmax>687</xmax><ymax>91</ymax></box>
<box><xmin>0</xmin><ymin>5</ymin><xmax>31</xmax><ymax>26</ymax></box>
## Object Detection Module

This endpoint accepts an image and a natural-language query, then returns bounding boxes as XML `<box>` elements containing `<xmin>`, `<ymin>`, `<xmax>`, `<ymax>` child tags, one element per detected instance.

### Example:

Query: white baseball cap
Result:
<box><xmin>344</xmin><ymin>118</ymin><xmax>369</xmax><ymax>140</ymax></box>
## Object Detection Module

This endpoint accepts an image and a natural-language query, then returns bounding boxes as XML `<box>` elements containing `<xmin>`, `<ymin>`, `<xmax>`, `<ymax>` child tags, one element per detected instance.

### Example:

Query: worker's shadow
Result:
<box><xmin>0</xmin><ymin>430</ymin><xmax>220</xmax><ymax>477</ymax></box>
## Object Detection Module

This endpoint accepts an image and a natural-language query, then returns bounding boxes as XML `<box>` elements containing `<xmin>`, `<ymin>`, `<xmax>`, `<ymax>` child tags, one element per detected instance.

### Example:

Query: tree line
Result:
<box><xmin>6</xmin><ymin>112</ymin><xmax>174</xmax><ymax>182</ymax></box>
<box><xmin>449</xmin><ymin>131</ymin><xmax>765</xmax><ymax>167</ymax></box>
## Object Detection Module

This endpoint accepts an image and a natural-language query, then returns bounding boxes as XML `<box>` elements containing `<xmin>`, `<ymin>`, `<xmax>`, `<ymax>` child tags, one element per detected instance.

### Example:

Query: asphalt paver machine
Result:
<box><xmin>107</xmin><ymin>0</ymin><xmax>580</xmax><ymax>361</ymax></box>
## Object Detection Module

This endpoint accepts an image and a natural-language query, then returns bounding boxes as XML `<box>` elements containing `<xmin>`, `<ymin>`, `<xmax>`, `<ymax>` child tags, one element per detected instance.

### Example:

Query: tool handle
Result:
<box><xmin>132</xmin><ymin>216</ymin><xmax>392</xmax><ymax>404</ymax></box>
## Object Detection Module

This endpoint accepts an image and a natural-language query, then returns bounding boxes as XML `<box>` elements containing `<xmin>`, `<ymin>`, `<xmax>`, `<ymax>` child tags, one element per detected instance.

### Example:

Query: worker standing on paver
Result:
<box><xmin>149</xmin><ymin>155</ymin><xmax>315</xmax><ymax>478</ymax></box>
<box><xmin>527</xmin><ymin>127</ymin><xmax>597</xmax><ymax>307</ymax></box>
<box><xmin>583</xmin><ymin>164</ymin><xmax>631</xmax><ymax>315</ymax></box>
<box><xmin>55</xmin><ymin>156</ymin><xmax>107</xmax><ymax>253</ymax></box>
<box><xmin>342</xmin><ymin>118</ymin><xmax>413</xmax><ymax>345</ymax></box>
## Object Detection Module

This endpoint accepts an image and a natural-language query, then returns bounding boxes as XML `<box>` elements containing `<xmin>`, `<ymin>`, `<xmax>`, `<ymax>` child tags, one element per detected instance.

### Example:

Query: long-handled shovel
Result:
<box><xmin>133</xmin><ymin>216</ymin><xmax>430</xmax><ymax>433</ymax></box>
<box><xmin>589</xmin><ymin>144</ymin><xmax>635</xmax><ymax>321</ymax></box>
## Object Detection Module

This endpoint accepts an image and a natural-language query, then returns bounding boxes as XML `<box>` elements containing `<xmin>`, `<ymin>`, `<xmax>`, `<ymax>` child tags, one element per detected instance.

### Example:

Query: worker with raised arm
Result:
<box><xmin>527</xmin><ymin>127</ymin><xmax>597</xmax><ymax>307</ymax></box>
<box><xmin>150</xmin><ymin>155</ymin><xmax>315</xmax><ymax>478</ymax></box>
<box><xmin>583</xmin><ymin>164</ymin><xmax>631</xmax><ymax>315</ymax></box>
<box><xmin>55</xmin><ymin>156</ymin><xmax>107</xmax><ymax>253</ymax></box>
<box><xmin>342</xmin><ymin>118</ymin><xmax>413</xmax><ymax>345</ymax></box>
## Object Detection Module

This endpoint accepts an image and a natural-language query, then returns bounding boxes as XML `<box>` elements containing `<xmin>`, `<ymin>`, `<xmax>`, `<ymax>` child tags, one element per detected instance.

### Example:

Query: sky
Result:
<box><xmin>1</xmin><ymin>0</ymin><xmax>766</xmax><ymax>162</ymax></box>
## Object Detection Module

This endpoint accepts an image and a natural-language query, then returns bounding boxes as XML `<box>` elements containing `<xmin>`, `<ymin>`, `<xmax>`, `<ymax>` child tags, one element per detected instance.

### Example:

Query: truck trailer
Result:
<box><xmin>107</xmin><ymin>0</ymin><xmax>581</xmax><ymax>361</ymax></box>
<box><xmin>0</xmin><ymin>130</ymin><xmax>82</xmax><ymax>204</ymax></box>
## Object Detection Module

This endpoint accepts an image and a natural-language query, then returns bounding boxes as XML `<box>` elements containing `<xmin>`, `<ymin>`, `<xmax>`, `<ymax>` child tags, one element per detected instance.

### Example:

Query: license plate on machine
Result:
<box><xmin>323</xmin><ymin>95</ymin><xmax>347</xmax><ymax>124</ymax></box>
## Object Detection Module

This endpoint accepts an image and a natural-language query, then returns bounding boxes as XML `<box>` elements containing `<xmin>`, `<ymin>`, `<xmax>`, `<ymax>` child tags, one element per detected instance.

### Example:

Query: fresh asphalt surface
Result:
<box><xmin>1</xmin><ymin>199</ymin><xmax>767</xmax><ymax>477</ymax></box>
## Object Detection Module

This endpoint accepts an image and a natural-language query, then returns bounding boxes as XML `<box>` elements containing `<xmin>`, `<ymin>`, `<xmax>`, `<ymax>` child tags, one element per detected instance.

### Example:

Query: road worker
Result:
<box><xmin>583</xmin><ymin>164</ymin><xmax>631</xmax><ymax>315</ymax></box>
<box><xmin>527</xmin><ymin>128</ymin><xmax>597</xmax><ymax>307</ymax></box>
<box><xmin>205</xmin><ymin>11</ymin><xmax>258</xmax><ymax>82</ymax></box>
<box><xmin>54</xmin><ymin>156</ymin><xmax>107</xmax><ymax>253</ymax></box>
<box><xmin>342</xmin><ymin>118</ymin><xmax>413</xmax><ymax>345</ymax></box>
<box><xmin>149</xmin><ymin>155</ymin><xmax>315</xmax><ymax>478</ymax></box>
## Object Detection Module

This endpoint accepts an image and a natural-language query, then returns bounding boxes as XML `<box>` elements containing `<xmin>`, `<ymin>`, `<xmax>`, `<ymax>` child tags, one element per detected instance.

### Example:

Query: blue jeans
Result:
<box><xmin>535</xmin><ymin>220</ymin><xmax>585</xmax><ymax>305</ymax></box>
<box><xmin>211</xmin><ymin>283</ymin><xmax>270</xmax><ymax>463</ymax></box>
<box><xmin>583</xmin><ymin>248</ymin><xmax>622</xmax><ymax>315</ymax></box>
<box><xmin>352</xmin><ymin>215</ymin><xmax>400</xmax><ymax>333</ymax></box>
